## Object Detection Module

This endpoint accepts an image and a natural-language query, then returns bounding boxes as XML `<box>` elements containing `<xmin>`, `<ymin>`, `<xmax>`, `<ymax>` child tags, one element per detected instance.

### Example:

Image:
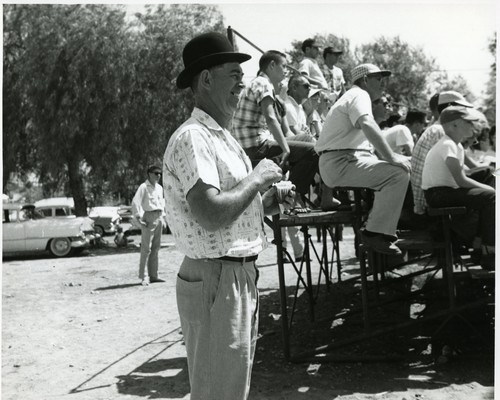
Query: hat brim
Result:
<box><xmin>177</xmin><ymin>52</ymin><xmax>251</xmax><ymax>89</ymax></box>
<box><xmin>367</xmin><ymin>70</ymin><xmax>391</xmax><ymax>77</ymax></box>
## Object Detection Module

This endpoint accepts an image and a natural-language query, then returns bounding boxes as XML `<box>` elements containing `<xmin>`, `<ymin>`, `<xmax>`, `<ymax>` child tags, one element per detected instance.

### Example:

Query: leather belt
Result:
<box><xmin>217</xmin><ymin>255</ymin><xmax>258</xmax><ymax>263</ymax></box>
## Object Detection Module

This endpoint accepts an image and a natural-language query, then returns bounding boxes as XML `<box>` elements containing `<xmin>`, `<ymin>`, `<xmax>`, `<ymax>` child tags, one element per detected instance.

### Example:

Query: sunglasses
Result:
<box><xmin>301</xmin><ymin>83</ymin><xmax>311</xmax><ymax>89</ymax></box>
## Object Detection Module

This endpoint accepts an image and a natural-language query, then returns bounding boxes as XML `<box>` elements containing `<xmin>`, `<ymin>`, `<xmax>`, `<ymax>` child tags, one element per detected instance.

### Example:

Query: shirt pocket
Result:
<box><xmin>176</xmin><ymin>275</ymin><xmax>203</xmax><ymax>324</ymax></box>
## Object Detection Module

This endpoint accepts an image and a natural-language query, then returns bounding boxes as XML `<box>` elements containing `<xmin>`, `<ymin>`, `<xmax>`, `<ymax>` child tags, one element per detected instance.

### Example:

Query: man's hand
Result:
<box><xmin>389</xmin><ymin>154</ymin><xmax>411</xmax><ymax>172</ymax></box>
<box><xmin>250</xmin><ymin>158</ymin><xmax>284</xmax><ymax>191</ymax></box>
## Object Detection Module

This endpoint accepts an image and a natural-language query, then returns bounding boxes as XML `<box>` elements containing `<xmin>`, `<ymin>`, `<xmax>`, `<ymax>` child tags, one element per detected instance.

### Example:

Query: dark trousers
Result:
<box><xmin>425</xmin><ymin>186</ymin><xmax>495</xmax><ymax>246</ymax></box>
<box><xmin>244</xmin><ymin>136</ymin><xmax>318</xmax><ymax>195</ymax></box>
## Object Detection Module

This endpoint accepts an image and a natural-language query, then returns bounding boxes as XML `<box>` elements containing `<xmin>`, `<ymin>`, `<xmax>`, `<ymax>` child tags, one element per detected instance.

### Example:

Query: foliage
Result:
<box><xmin>3</xmin><ymin>3</ymin><xmax>225</xmax><ymax>210</ymax></box>
<box><xmin>482</xmin><ymin>34</ymin><xmax>496</xmax><ymax>126</ymax></box>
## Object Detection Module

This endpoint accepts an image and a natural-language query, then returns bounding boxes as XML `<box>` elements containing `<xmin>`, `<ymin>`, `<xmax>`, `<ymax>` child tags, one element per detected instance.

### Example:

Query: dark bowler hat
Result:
<box><xmin>176</xmin><ymin>32</ymin><xmax>251</xmax><ymax>89</ymax></box>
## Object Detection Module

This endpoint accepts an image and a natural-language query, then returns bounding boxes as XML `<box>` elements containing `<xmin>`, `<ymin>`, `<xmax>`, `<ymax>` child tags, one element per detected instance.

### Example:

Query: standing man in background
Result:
<box><xmin>131</xmin><ymin>165</ymin><xmax>166</xmax><ymax>286</ymax></box>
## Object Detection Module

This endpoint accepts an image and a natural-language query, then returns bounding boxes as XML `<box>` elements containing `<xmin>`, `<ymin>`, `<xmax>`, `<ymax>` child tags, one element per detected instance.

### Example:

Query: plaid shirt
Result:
<box><xmin>232</xmin><ymin>73</ymin><xmax>276</xmax><ymax>149</ymax></box>
<box><xmin>410</xmin><ymin>122</ymin><xmax>445</xmax><ymax>214</ymax></box>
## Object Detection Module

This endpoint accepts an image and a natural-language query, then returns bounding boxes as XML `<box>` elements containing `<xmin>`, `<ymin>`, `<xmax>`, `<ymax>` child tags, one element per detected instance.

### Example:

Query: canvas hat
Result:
<box><xmin>307</xmin><ymin>88</ymin><xmax>323</xmax><ymax>99</ymax></box>
<box><xmin>440</xmin><ymin>106</ymin><xmax>480</xmax><ymax>125</ymax></box>
<box><xmin>176</xmin><ymin>32</ymin><xmax>251</xmax><ymax>89</ymax></box>
<box><xmin>437</xmin><ymin>90</ymin><xmax>473</xmax><ymax>107</ymax></box>
<box><xmin>350</xmin><ymin>63</ymin><xmax>391</xmax><ymax>83</ymax></box>
<box><xmin>147</xmin><ymin>165</ymin><xmax>162</xmax><ymax>174</ymax></box>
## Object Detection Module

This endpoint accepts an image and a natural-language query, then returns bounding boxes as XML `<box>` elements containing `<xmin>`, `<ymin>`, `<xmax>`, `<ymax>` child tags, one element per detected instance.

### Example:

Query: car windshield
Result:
<box><xmin>20</xmin><ymin>208</ymin><xmax>45</xmax><ymax>221</ymax></box>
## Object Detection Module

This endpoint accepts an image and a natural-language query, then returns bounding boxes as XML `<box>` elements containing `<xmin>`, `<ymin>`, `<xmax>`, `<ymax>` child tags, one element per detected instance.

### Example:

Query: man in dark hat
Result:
<box><xmin>315</xmin><ymin>63</ymin><xmax>411</xmax><ymax>255</ymax></box>
<box><xmin>131</xmin><ymin>165</ymin><xmax>166</xmax><ymax>285</ymax></box>
<box><xmin>163</xmin><ymin>32</ymin><xmax>291</xmax><ymax>400</ymax></box>
<box><xmin>322</xmin><ymin>46</ymin><xmax>345</xmax><ymax>101</ymax></box>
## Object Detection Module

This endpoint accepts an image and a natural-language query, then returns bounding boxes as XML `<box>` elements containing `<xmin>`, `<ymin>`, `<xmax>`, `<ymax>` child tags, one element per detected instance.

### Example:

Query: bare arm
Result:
<box><xmin>445</xmin><ymin>157</ymin><xmax>495</xmax><ymax>191</ymax></box>
<box><xmin>261</xmin><ymin>96</ymin><xmax>291</xmax><ymax>167</ymax></box>
<box><xmin>464</xmin><ymin>152</ymin><xmax>480</xmax><ymax>169</ymax></box>
<box><xmin>187</xmin><ymin>159</ymin><xmax>283</xmax><ymax>231</ymax></box>
<box><xmin>357</xmin><ymin>115</ymin><xmax>411</xmax><ymax>171</ymax></box>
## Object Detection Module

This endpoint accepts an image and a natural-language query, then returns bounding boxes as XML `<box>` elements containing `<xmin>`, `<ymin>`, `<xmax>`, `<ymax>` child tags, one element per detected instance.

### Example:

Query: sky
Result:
<box><xmin>120</xmin><ymin>0</ymin><xmax>498</xmax><ymax>102</ymax></box>
<box><xmin>217</xmin><ymin>1</ymin><xmax>497</xmax><ymax>101</ymax></box>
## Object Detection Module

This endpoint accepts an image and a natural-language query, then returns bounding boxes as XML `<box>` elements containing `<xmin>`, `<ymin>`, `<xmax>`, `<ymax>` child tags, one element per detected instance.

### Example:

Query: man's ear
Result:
<box><xmin>198</xmin><ymin>69</ymin><xmax>212</xmax><ymax>89</ymax></box>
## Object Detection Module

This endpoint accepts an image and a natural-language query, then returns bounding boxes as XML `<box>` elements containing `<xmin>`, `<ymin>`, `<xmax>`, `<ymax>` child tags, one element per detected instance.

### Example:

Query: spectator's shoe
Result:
<box><xmin>150</xmin><ymin>277</ymin><xmax>165</xmax><ymax>283</ymax></box>
<box><xmin>360</xmin><ymin>229</ymin><xmax>402</xmax><ymax>255</ymax></box>
<box><xmin>141</xmin><ymin>277</ymin><xmax>150</xmax><ymax>286</ymax></box>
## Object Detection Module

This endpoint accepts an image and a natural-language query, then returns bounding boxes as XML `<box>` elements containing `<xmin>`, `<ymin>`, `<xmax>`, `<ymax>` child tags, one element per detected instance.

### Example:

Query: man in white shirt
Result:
<box><xmin>131</xmin><ymin>165</ymin><xmax>166</xmax><ymax>285</ymax></box>
<box><xmin>322</xmin><ymin>46</ymin><xmax>346</xmax><ymax>102</ymax></box>
<box><xmin>383</xmin><ymin>109</ymin><xmax>427</xmax><ymax>156</ymax></box>
<box><xmin>315</xmin><ymin>63</ymin><xmax>411</xmax><ymax>255</ymax></box>
<box><xmin>298</xmin><ymin>38</ymin><xmax>328</xmax><ymax>89</ymax></box>
<box><xmin>163</xmin><ymin>32</ymin><xmax>290</xmax><ymax>400</ymax></box>
<box><xmin>284</xmin><ymin>74</ymin><xmax>313</xmax><ymax>137</ymax></box>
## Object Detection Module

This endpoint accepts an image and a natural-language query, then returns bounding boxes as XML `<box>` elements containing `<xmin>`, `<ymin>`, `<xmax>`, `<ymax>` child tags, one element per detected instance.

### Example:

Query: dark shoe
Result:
<box><xmin>360</xmin><ymin>230</ymin><xmax>402</xmax><ymax>255</ymax></box>
<box><xmin>150</xmin><ymin>277</ymin><xmax>165</xmax><ymax>283</ymax></box>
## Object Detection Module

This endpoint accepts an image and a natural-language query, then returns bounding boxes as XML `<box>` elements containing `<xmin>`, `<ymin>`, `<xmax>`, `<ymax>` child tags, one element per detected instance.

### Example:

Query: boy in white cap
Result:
<box><xmin>411</xmin><ymin>90</ymin><xmax>474</xmax><ymax>215</ymax></box>
<box><xmin>315</xmin><ymin>63</ymin><xmax>411</xmax><ymax>255</ymax></box>
<box><xmin>422</xmin><ymin>106</ymin><xmax>495</xmax><ymax>268</ymax></box>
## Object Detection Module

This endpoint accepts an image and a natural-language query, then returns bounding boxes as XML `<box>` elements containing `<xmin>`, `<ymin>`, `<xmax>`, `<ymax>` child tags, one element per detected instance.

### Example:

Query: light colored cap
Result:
<box><xmin>440</xmin><ymin>106</ymin><xmax>480</xmax><ymax>125</ymax></box>
<box><xmin>438</xmin><ymin>90</ymin><xmax>473</xmax><ymax>107</ymax></box>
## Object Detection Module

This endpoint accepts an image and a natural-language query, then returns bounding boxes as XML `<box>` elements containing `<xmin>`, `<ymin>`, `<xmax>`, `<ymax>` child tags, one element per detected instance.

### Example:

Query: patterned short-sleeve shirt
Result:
<box><xmin>163</xmin><ymin>107</ymin><xmax>267</xmax><ymax>259</ymax></box>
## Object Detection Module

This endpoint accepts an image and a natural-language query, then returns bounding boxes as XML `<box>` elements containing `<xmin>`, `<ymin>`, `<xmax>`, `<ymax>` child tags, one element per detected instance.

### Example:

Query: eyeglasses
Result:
<box><xmin>151</xmin><ymin>172</ymin><xmax>161</xmax><ymax>176</ymax></box>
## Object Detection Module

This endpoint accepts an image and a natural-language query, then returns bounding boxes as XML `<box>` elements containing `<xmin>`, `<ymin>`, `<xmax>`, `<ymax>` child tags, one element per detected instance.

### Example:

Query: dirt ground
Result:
<box><xmin>2</xmin><ymin>226</ymin><xmax>495</xmax><ymax>400</ymax></box>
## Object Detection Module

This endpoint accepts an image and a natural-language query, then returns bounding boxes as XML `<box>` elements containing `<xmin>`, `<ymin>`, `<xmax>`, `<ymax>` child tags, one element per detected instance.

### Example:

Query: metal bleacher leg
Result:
<box><xmin>272</xmin><ymin>214</ymin><xmax>291</xmax><ymax>360</ymax></box>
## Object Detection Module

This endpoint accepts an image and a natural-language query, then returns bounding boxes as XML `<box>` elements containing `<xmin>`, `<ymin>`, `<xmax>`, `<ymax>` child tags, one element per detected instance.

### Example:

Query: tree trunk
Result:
<box><xmin>67</xmin><ymin>155</ymin><xmax>88</xmax><ymax>216</ymax></box>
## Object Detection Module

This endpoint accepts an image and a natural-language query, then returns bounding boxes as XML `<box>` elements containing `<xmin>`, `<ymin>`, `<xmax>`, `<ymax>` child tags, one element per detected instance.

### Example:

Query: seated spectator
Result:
<box><xmin>411</xmin><ymin>90</ymin><xmax>474</xmax><ymax>215</ymax></box>
<box><xmin>232</xmin><ymin>50</ymin><xmax>338</xmax><ymax>209</ymax></box>
<box><xmin>322</xmin><ymin>46</ymin><xmax>346</xmax><ymax>102</ymax></box>
<box><xmin>283</xmin><ymin>74</ymin><xmax>314</xmax><ymax>138</ymax></box>
<box><xmin>383</xmin><ymin>109</ymin><xmax>427</xmax><ymax>156</ymax></box>
<box><xmin>316</xmin><ymin>63</ymin><xmax>411</xmax><ymax>255</ymax></box>
<box><xmin>422</xmin><ymin>106</ymin><xmax>495</xmax><ymax>269</ymax></box>
<box><xmin>466</xmin><ymin>122</ymin><xmax>496</xmax><ymax>167</ymax></box>
<box><xmin>302</xmin><ymin>88</ymin><xmax>324</xmax><ymax>138</ymax></box>
<box><xmin>298</xmin><ymin>38</ymin><xmax>328</xmax><ymax>89</ymax></box>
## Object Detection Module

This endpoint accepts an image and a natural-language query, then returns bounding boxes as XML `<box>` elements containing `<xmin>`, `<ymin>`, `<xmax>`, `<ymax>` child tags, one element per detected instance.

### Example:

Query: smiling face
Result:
<box><xmin>209</xmin><ymin>62</ymin><xmax>245</xmax><ymax>117</ymax></box>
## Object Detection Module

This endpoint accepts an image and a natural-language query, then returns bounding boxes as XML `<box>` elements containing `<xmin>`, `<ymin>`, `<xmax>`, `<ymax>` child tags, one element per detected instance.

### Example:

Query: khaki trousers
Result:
<box><xmin>176</xmin><ymin>256</ymin><xmax>259</xmax><ymax>400</ymax></box>
<box><xmin>319</xmin><ymin>151</ymin><xmax>409</xmax><ymax>236</ymax></box>
<box><xmin>138</xmin><ymin>210</ymin><xmax>162</xmax><ymax>279</ymax></box>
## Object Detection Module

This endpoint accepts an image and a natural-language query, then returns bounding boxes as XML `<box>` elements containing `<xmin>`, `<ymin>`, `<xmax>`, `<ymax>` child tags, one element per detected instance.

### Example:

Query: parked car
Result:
<box><xmin>2</xmin><ymin>203</ymin><xmax>97</xmax><ymax>258</ymax></box>
<box><xmin>88</xmin><ymin>206</ymin><xmax>121</xmax><ymax>236</ymax></box>
<box><xmin>117</xmin><ymin>205</ymin><xmax>171</xmax><ymax>234</ymax></box>
<box><xmin>34</xmin><ymin>197</ymin><xmax>120</xmax><ymax>236</ymax></box>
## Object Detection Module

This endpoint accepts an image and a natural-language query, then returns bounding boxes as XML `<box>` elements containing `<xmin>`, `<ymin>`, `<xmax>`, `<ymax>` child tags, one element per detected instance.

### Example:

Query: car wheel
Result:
<box><xmin>94</xmin><ymin>225</ymin><xmax>105</xmax><ymax>236</ymax></box>
<box><xmin>49</xmin><ymin>238</ymin><xmax>72</xmax><ymax>257</ymax></box>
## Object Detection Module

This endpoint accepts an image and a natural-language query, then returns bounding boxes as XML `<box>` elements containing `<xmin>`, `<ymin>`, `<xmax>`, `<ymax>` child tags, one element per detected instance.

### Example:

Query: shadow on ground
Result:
<box><xmin>251</xmin><ymin>256</ymin><xmax>494</xmax><ymax>398</ymax></box>
<box><xmin>116</xmin><ymin>357</ymin><xmax>190</xmax><ymax>399</ymax></box>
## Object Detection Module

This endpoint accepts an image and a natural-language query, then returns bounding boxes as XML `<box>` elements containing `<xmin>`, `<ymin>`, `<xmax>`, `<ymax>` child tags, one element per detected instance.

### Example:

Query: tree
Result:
<box><xmin>114</xmin><ymin>4</ymin><xmax>226</xmax><ymax>203</ymax></box>
<box><xmin>3</xmin><ymin>4</ymin><xmax>226</xmax><ymax>210</ymax></box>
<box><xmin>3</xmin><ymin>4</ymin><xmax>133</xmax><ymax>215</ymax></box>
<box><xmin>482</xmin><ymin>34</ymin><xmax>496</xmax><ymax>126</ymax></box>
